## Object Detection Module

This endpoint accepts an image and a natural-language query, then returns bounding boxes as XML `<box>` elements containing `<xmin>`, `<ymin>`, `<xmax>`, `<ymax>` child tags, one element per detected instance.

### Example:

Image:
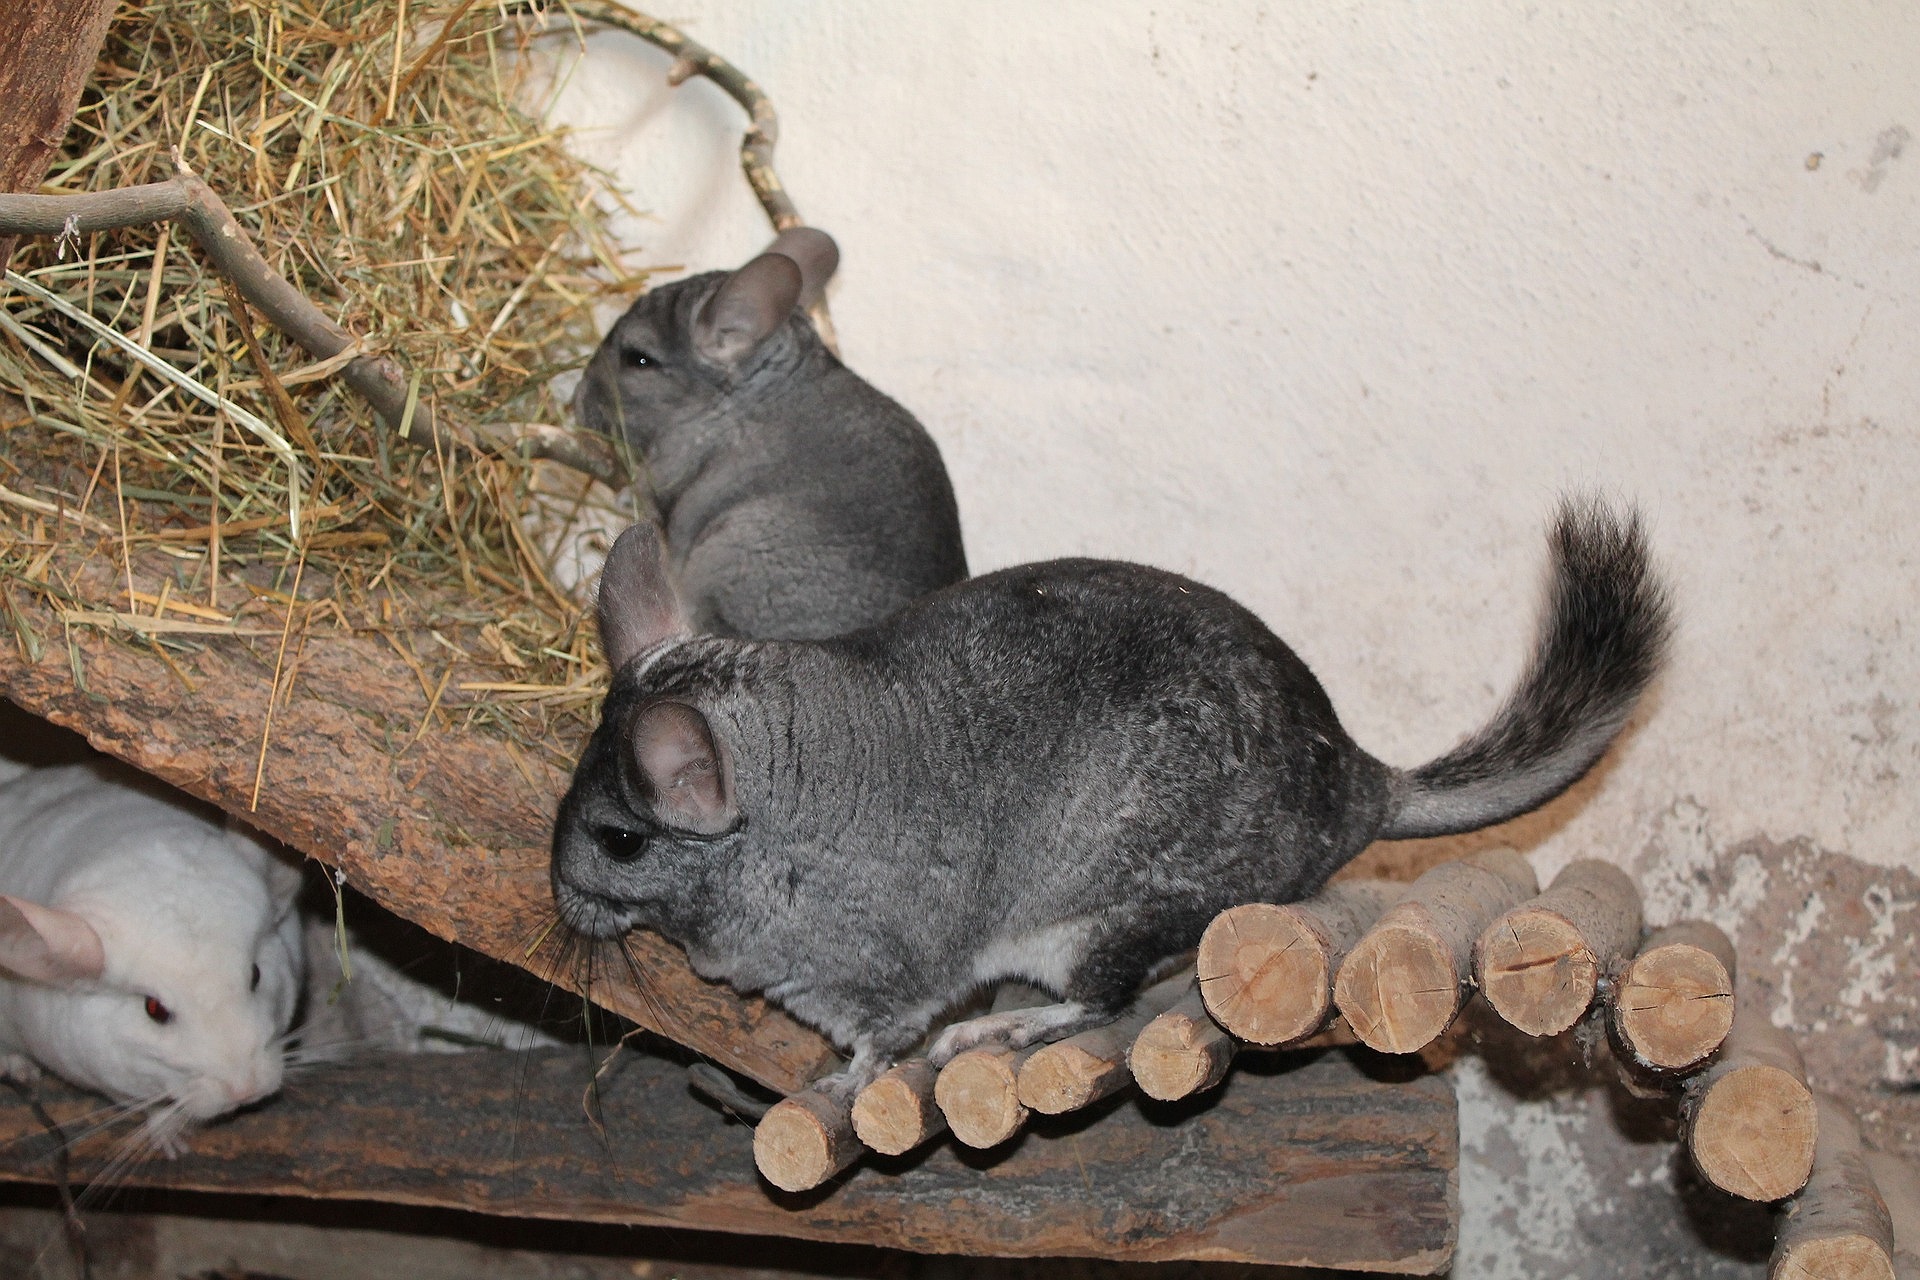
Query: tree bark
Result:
<box><xmin>0</xmin><ymin>585</ymin><xmax>840</xmax><ymax>1095</ymax></box>
<box><xmin>0</xmin><ymin>0</ymin><xmax>119</xmax><ymax>271</ymax></box>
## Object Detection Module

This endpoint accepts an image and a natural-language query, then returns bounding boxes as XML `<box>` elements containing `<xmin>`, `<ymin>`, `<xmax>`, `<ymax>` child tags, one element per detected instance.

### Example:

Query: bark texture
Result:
<box><xmin>0</xmin><ymin>1045</ymin><xmax>1459</xmax><ymax>1271</ymax></box>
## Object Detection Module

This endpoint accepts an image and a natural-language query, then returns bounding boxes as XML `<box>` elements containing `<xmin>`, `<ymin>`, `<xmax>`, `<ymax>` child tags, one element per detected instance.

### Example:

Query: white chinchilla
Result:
<box><xmin>0</xmin><ymin>758</ymin><xmax>303</xmax><ymax>1151</ymax></box>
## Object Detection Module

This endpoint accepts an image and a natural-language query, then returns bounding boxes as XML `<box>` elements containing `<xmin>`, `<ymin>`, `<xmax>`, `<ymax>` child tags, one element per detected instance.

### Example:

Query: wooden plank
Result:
<box><xmin>0</xmin><ymin>568</ymin><xmax>839</xmax><ymax>1095</ymax></box>
<box><xmin>0</xmin><ymin>1046</ymin><xmax>1458</xmax><ymax>1272</ymax></box>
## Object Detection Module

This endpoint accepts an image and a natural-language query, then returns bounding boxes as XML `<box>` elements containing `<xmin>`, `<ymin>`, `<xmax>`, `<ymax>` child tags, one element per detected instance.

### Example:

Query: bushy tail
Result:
<box><xmin>1378</xmin><ymin>496</ymin><xmax>1672</xmax><ymax>840</ymax></box>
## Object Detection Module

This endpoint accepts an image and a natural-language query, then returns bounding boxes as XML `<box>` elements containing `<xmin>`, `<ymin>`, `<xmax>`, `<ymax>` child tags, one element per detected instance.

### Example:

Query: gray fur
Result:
<box><xmin>553</xmin><ymin>498</ymin><xmax>1669</xmax><ymax>1092</ymax></box>
<box><xmin>574</xmin><ymin>229</ymin><xmax>966</xmax><ymax>641</ymax></box>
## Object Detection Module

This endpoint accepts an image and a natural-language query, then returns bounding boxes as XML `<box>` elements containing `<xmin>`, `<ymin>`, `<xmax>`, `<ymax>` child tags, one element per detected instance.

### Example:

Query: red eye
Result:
<box><xmin>144</xmin><ymin>997</ymin><xmax>172</xmax><ymax>1025</ymax></box>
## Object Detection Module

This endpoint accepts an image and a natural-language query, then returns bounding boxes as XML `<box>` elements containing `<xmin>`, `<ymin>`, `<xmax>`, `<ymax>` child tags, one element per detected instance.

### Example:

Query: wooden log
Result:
<box><xmin>1609</xmin><ymin>920</ymin><xmax>1737</xmax><ymax>1072</ymax></box>
<box><xmin>1863</xmin><ymin>1150</ymin><xmax>1920</xmax><ymax>1280</ymax></box>
<box><xmin>1333</xmin><ymin>847</ymin><xmax>1540</xmax><ymax>1054</ymax></box>
<box><xmin>1771</xmin><ymin>1094</ymin><xmax>1896</xmax><ymax>1280</ymax></box>
<box><xmin>0</xmin><ymin>0</ymin><xmax>120</xmax><ymax>271</ymax></box>
<box><xmin>1198</xmin><ymin>880</ymin><xmax>1406</xmax><ymax>1046</ymax></box>
<box><xmin>753</xmin><ymin>1086</ymin><xmax>862</xmax><ymax>1193</ymax></box>
<box><xmin>0</xmin><ymin>1045</ymin><xmax>1461</xmax><ymax>1271</ymax></box>
<box><xmin>1682</xmin><ymin>1010</ymin><xmax>1818</xmax><ymax>1202</ymax></box>
<box><xmin>936</xmin><ymin>1044</ymin><xmax>1042</xmax><ymax>1149</ymax></box>
<box><xmin>0</xmin><ymin>570</ymin><xmax>841</xmax><ymax>1096</ymax></box>
<box><xmin>1130</xmin><ymin>988</ymin><xmax>1237</xmax><ymax>1102</ymax></box>
<box><xmin>1474</xmin><ymin>859</ymin><xmax>1643</xmax><ymax>1037</ymax></box>
<box><xmin>1017</xmin><ymin>972</ymin><xmax>1193</xmax><ymax>1114</ymax></box>
<box><xmin>851</xmin><ymin>1058</ymin><xmax>944</xmax><ymax>1156</ymax></box>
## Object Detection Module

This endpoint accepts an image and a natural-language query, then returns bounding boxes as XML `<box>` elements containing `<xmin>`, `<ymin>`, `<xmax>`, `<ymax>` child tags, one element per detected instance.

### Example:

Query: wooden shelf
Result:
<box><xmin>0</xmin><ymin>1045</ymin><xmax>1457</xmax><ymax>1272</ymax></box>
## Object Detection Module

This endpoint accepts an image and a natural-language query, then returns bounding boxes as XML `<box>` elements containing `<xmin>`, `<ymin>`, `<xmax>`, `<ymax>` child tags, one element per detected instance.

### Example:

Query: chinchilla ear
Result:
<box><xmin>765</xmin><ymin>226</ymin><xmax>839</xmax><ymax>310</ymax></box>
<box><xmin>0</xmin><ymin>895</ymin><xmax>105</xmax><ymax>986</ymax></box>
<box><xmin>597</xmin><ymin>522</ymin><xmax>689</xmax><ymax>672</ymax></box>
<box><xmin>693</xmin><ymin>251</ymin><xmax>804</xmax><ymax>365</ymax></box>
<box><xmin>226</xmin><ymin>819</ymin><xmax>306</xmax><ymax>920</ymax></box>
<box><xmin>628</xmin><ymin>701</ymin><xmax>736</xmax><ymax>835</ymax></box>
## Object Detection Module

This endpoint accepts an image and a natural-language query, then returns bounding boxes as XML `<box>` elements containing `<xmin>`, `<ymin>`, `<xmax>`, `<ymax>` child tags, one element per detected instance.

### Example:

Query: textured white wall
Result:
<box><xmin>545</xmin><ymin>0</ymin><xmax>1918</xmax><ymax>884</ymax></box>
<box><xmin>541</xmin><ymin>6</ymin><xmax>1918</xmax><ymax>1274</ymax></box>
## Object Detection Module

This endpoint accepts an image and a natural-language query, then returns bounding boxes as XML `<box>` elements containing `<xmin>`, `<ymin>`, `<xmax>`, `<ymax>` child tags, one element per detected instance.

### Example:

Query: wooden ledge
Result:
<box><xmin>0</xmin><ymin>1046</ymin><xmax>1458</xmax><ymax>1272</ymax></box>
<box><xmin>0</xmin><ymin>576</ymin><xmax>839</xmax><ymax>1094</ymax></box>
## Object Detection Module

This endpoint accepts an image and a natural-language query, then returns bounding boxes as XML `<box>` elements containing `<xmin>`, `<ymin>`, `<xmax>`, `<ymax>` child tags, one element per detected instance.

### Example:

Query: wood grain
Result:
<box><xmin>0</xmin><ymin>1046</ymin><xmax>1460</xmax><ymax>1271</ymax></box>
<box><xmin>0</xmin><ymin>583</ymin><xmax>840</xmax><ymax>1095</ymax></box>
<box><xmin>0</xmin><ymin>0</ymin><xmax>119</xmax><ymax>270</ymax></box>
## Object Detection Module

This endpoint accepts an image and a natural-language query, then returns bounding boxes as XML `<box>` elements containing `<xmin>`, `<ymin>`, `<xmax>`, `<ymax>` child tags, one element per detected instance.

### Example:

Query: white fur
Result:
<box><xmin>0</xmin><ymin>761</ymin><xmax>303</xmax><ymax>1143</ymax></box>
<box><xmin>969</xmin><ymin>918</ymin><xmax>1094</xmax><ymax>992</ymax></box>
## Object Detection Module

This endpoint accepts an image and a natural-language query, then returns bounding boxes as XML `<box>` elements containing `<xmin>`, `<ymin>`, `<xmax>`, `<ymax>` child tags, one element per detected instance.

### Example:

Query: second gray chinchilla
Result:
<box><xmin>552</xmin><ymin>497</ymin><xmax>1671</xmax><ymax>1100</ymax></box>
<box><xmin>574</xmin><ymin>228</ymin><xmax>967</xmax><ymax>640</ymax></box>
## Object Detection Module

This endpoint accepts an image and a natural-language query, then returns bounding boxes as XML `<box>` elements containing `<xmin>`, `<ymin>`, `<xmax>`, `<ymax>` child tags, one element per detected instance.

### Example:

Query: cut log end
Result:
<box><xmin>1334</xmin><ymin>923</ymin><xmax>1459</xmax><ymax>1055</ymax></box>
<box><xmin>753</xmin><ymin>1090</ymin><xmax>861</xmax><ymax>1193</ymax></box>
<box><xmin>1017</xmin><ymin>1039</ymin><xmax>1127</xmax><ymax>1116</ymax></box>
<box><xmin>935</xmin><ymin>1046</ymin><xmax>1031</xmax><ymax>1149</ymax></box>
<box><xmin>1774</xmin><ymin>1236</ymin><xmax>1897</xmax><ymax>1280</ymax></box>
<box><xmin>1613</xmin><ymin>926</ymin><xmax>1736</xmax><ymax>1071</ymax></box>
<box><xmin>1198</xmin><ymin>902</ymin><xmax>1332</xmax><ymax>1046</ymax></box>
<box><xmin>1691</xmin><ymin>1063</ymin><xmax>1818</xmax><ymax>1202</ymax></box>
<box><xmin>1129</xmin><ymin>993</ymin><xmax>1235</xmax><ymax>1102</ymax></box>
<box><xmin>851</xmin><ymin>1059</ymin><xmax>943</xmax><ymax>1157</ymax></box>
<box><xmin>1477</xmin><ymin>910</ymin><xmax>1599</xmax><ymax>1037</ymax></box>
<box><xmin>1771</xmin><ymin>1094</ymin><xmax>1897</xmax><ymax>1280</ymax></box>
<box><xmin>1477</xmin><ymin>860</ymin><xmax>1642</xmax><ymax>1038</ymax></box>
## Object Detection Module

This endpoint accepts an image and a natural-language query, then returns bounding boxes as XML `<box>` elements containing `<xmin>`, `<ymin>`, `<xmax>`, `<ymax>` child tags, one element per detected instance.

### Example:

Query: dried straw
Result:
<box><xmin>0</xmin><ymin>0</ymin><xmax>650</xmax><ymax>760</ymax></box>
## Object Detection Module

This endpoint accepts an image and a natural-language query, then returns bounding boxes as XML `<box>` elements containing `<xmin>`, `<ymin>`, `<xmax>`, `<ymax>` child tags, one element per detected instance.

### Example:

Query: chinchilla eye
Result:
<box><xmin>144</xmin><ymin>996</ymin><xmax>173</xmax><ymax>1025</ymax></box>
<box><xmin>597</xmin><ymin>825</ymin><xmax>647</xmax><ymax>862</ymax></box>
<box><xmin>250</xmin><ymin>963</ymin><xmax>261</xmax><ymax>992</ymax></box>
<box><xmin>620</xmin><ymin>347</ymin><xmax>655</xmax><ymax>370</ymax></box>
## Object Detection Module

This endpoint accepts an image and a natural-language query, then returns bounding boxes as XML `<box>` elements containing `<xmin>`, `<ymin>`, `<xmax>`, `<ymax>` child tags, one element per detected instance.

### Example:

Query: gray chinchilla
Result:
<box><xmin>552</xmin><ymin>497</ymin><xmax>1670</xmax><ymax>1097</ymax></box>
<box><xmin>574</xmin><ymin>228</ymin><xmax>967</xmax><ymax>641</ymax></box>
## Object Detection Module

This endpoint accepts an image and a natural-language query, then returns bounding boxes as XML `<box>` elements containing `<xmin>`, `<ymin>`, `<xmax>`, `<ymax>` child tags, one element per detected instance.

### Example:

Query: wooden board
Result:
<box><xmin>0</xmin><ymin>1046</ymin><xmax>1458</xmax><ymax>1272</ymax></box>
<box><xmin>0</xmin><ymin>578</ymin><xmax>839</xmax><ymax>1095</ymax></box>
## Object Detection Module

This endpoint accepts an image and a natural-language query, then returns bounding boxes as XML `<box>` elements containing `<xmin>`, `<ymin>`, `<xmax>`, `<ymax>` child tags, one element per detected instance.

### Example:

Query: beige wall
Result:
<box><xmin>543</xmin><ymin>6</ymin><xmax>1918</xmax><ymax>1269</ymax></box>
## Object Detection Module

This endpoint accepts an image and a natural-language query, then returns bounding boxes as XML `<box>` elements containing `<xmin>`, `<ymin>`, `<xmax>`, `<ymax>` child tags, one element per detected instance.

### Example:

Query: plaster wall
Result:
<box><xmin>544</xmin><ymin>0</ymin><xmax>1918</xmax><ymax>879</ymax></box>
<box><xmin>539</xmin><ymin>5</ymin><xmax>1917</xmax><ymax>1273</ymax></box>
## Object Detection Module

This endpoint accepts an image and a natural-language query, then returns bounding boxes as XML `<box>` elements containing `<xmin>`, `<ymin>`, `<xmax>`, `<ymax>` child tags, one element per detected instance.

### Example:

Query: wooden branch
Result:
<box><xmin>0</xmin><ymin>1045</ymin><xmax>1460</xmax><ymax>1272</ymax></box>
<box><xmin>936</xmin><ymin>1044</ymin><xmax>1041</xmax><ymax>1150</ymax></box>
<box><xmin>1016</xmin><ymin>971</ymin><xmax>1192</xmax><ymax>1115</ymax></box>
<box><xmin>1475</xmin><ymin>859</ymin><xmax>1643</xmax><ymax>1037</ymax></box>
<box><xmin>1199</xmin><ymin>880</ymin><xmax>1405</xmax><ymax>1046</ymax></box>
<box><xmin>1681</xmin><ymin>1008</ymin><xmax>1818</xmax><ymax>1202</ymax></box>
<box><xmin>754</xmin><ymin>1084</ymin><xmax>860</xmax><ymax>1193</ymax></box>
<box><xmin>0</xmin><ymin>0</ymin><xmax>119</xmax><ymax>272</ymax></box>
<box><xmin>1772</xmin><ymin>1094</ymin><xmax>1897</xmax><ymax>1280</ymax></box>
<box><xmin>1609</xmin><ymin>920</ymin><xmax>1736</xmax><ymax>1072</ymax></box>
<box><xmin>1863</xmin><ymin>1150</ymin><xmax>1920</xmax><ymax>1280</ymax></box>
<box><xmin>1130</xmin><ymin>988</ymin><xmax>1237</xmax><ymax>1102</ymax></box>
<box><xmin>1334</xmin><ymin>847</ymin><xmax>1540</xmax><ymax>1054</ymax></box>
<box><xmin>0</xmin><ymin>168</ymin><xmax>630</xmax><ymax>487</ymax></box>
<box><xmin>530</xmin><ymin>1</ymin><xmax>838</xmax><ymax>348</ymax></box>
<box><xmin>851</xmin><ymin>1058</ymin><xmax>943</xmax><ymax>1156</ymax></box>
<box><xmin>0</xmin><ymin>584</ymin><xmax>840</xmax><ymax>1095</ymax></box>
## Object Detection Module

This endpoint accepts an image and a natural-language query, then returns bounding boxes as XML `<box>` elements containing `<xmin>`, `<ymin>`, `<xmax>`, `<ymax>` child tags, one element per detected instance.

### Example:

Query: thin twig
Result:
<box><xmin>0</xmin><ymin>160</ymin><xmax>630</xmax><ymax>487</ymax></box>
<box><xmin>516</xmin><ymin>0</ymin><xmax>837</xmax><ymax>347</ymax></box>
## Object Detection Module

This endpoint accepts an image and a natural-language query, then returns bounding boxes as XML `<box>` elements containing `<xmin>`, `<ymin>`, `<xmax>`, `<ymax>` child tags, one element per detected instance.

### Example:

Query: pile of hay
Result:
<box><xmin>0</xmin><ymin>0</ymin><xmax>646</xmax><ymax>763</ymax></box>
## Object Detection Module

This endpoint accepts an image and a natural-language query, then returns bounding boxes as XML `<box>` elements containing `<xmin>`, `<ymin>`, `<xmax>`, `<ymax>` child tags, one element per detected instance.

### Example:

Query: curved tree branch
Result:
<box><xmin>0</xmin><ymin>154</ymin><xmax>630</xmax><ymax>487</ymax></box>
<box><xmin>529</xmin><ymin>1</ymin><xmax>839</xmax><ymax>349</ymax></box>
